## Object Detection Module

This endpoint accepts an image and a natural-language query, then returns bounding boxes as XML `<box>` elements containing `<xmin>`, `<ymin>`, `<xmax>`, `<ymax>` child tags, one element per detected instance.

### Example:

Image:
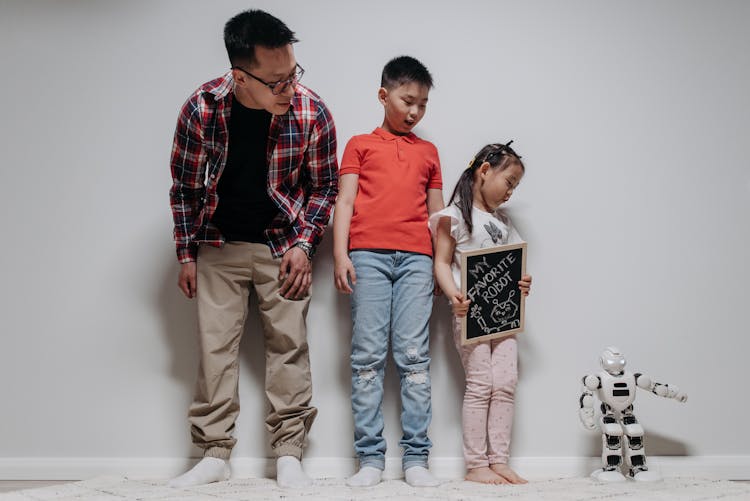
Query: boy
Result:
<box><xmin>333</xmin><ymin>56</ymin><xmax>444</xmax><ymax>487</ymax></box>
<box><xmin>168</xmin><ymin>10</ymin><xmax>337</xmax><ymax>488</ymax></box>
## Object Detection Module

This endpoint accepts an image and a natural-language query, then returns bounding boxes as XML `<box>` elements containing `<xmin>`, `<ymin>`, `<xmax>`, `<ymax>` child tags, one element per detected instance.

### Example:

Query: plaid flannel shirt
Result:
<box><xmin>169</xmin><ymin>72</ymin><xmax>338</xmax><ymax>263</ymax></box>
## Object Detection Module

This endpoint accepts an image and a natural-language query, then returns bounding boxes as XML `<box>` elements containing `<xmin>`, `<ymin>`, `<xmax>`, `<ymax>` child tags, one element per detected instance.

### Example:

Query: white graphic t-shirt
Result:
<box><xmin>429</xmin><ymin>203</ymin><xmax>524</xmax><ymax>288</ymax></box>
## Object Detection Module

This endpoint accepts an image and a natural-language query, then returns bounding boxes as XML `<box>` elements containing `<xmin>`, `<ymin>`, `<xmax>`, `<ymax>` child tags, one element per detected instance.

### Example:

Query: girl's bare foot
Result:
<box><xmin>490</xmin><ymin>463</ymin><xmax>527</xmax><ymax>484</ymax></box>
<box><xmin>465</xmin><ymin>466</ymin><xmax>509</xmax><ymax>484</ymax></box>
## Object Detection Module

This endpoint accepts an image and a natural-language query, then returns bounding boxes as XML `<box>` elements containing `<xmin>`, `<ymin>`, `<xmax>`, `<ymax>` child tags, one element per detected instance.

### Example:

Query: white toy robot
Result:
<box><xmin>578</xmin><ymin>347</ymin><xmax>688</xmax><ymax>482</ymax></box>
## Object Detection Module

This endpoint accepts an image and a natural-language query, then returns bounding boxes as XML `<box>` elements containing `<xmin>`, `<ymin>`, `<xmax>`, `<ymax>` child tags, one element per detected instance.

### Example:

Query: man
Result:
<box><xmin>167</xmin><ymin>9</ymin><xmax>337</xmax><ymax>488</ymax></box>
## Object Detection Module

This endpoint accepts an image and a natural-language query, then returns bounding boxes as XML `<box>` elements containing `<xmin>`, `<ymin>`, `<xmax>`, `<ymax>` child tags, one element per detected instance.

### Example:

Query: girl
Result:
<box><xmin>430</xmin><ymin>142</ymin><xmax>532</xmax><ymax>485</ymax></box>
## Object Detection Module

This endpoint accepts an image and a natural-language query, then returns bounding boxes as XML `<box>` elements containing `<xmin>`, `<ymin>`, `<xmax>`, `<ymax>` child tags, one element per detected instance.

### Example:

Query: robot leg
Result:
<box><xmin>622</xmin><ymin>408</ymin><xmax>661</xmax><ymax>482</ymax></box>
<box><xmin>592</xmin><ymin>410</ymin><xmax>627</xmax><ymax>482</ymax></box>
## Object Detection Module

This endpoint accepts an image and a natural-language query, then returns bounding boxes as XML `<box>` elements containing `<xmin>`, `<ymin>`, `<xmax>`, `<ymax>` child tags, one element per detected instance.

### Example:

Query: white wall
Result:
<box><xmin>1</xmin><ymin>0</ymin><xmax>749</xmax><ymax>479</ymax></box>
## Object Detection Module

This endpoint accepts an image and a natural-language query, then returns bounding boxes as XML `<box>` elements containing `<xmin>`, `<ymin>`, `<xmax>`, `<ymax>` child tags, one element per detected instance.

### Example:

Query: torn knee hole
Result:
<box><xmin>406</xmin><ymin>371</ymin><xmax>428</xmax><ymax>385</ymax></box>
<box><xmin>358</xmin><ymin>368</ymin><xmax>377</xmax><ymax>383</ymax></box>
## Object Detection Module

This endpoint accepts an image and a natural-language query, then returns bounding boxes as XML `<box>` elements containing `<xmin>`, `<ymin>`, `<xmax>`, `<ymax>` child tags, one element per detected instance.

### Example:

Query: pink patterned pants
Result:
<box><xmin>453</xmin><ymin>318</ymin><xmax>518</xmax><ymax>469</ymax></box>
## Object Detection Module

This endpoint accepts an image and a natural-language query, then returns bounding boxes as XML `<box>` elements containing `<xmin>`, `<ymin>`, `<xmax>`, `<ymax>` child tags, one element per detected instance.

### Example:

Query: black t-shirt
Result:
<box><xmin>211</xmin><ymin>96</ymin><xmax>278</xmax><ymax>243</ymax></box>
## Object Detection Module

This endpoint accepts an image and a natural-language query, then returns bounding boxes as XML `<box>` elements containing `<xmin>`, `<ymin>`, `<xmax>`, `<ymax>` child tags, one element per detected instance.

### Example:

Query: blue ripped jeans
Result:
<box><xmin>349</xmin><ymin>250</ymin><xmax>434</xmax><ymax>471</ymax></box>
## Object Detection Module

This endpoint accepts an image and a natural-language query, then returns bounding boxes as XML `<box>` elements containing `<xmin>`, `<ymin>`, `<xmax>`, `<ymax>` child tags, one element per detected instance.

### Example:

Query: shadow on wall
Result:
<box><xmin>431</xmin><ymin>297</ymin><xmax>465</xmax><ymax>423</ymax></box>
<box><xmin>155</xmin><ymin>254</ymin><xmax>200</xmax><ymax>461</ymax></box>
<box><xmin>310</xmin><ymin>234</ymin><xmax>357</xmax><ymax>457</ymax></box>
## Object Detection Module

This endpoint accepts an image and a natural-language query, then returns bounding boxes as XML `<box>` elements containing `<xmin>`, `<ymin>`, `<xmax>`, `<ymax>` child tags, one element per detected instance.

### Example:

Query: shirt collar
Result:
<box><xmin>206</xmin><ymin>71</ymin><xmax>234</xmax><ymax>101</ymax></box>
<box><xmin>373</xmin><ymin>127</ymin><xmax>416</xmax><ymax>144</ymax></box>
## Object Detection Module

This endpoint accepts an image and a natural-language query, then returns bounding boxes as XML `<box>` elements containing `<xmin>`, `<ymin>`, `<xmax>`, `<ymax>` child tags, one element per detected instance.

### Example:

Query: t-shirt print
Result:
<box><xmin>480</xmin><ymin>220</ymin><xmax>509</xmax><ymax>248</ymax></box>
<box><xmin>483</xmin><ymin>221</ymin><xmax>504</xmax><ymax>245</ymax></box>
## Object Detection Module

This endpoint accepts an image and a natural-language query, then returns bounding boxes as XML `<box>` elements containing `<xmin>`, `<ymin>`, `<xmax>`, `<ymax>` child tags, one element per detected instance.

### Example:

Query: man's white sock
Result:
<box><xmin>167</xmin><ymin>457</ymin><xmax>230</xmax><ymax>488</ymax></box>
<box><xmin>276</xmin><ymin>455</ymin><xmax>312</xmax><ymax>488</ymax></box>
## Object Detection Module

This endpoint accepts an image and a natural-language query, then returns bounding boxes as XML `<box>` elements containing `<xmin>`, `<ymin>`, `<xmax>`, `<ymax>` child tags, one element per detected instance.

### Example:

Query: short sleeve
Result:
<box><xmin>339</xmin><ymin>136</ymin><xmax>362</xmax><ymax>175</ymax></box>
<box><xmin>428</xmin><ymin>204</ymin><xmax>465</xmax><ymax>242</ymax></box>
<box><xmin>495</xmin><ymin>209</ymin><xmax>524</xmax><ymax>243</ymax></box>
<box><xmin>427</xmin><ymin>144</ymin><xmax>443</xmax><ymax>190</ymax></box>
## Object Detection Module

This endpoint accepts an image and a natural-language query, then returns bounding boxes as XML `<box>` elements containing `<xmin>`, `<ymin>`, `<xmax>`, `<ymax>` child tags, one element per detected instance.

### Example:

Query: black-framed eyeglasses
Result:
<box><xmin>231</xmin><ymin>63</ymin><xmax>305</xmax><ymax>95</ymax></box>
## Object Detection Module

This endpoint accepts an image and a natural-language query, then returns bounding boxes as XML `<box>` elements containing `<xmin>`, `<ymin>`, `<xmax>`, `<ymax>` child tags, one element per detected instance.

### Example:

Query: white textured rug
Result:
<box><xmin>3</xmin><ymin>476</ymin><xmax>750</xmax><ymax>501</ymax></box>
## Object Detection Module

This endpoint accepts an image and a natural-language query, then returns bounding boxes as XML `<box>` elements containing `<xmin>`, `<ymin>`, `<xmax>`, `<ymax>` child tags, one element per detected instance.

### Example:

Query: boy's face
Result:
<box><xmin>231</xmin><ymin>44</ymin><xmax>298</xmax><ymax>115</ymax></box>
<box><xmin>378</xmin><ymin>82</ymin><xmax>429</xmax><ymax>135</ymax></box>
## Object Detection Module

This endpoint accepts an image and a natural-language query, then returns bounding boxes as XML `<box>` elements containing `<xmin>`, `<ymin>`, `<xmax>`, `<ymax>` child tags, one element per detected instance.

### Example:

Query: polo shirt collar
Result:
<box><xmin>373</xmin><ymin>127</ymin><xmax>417</xmax><ymax>144</ymax></box>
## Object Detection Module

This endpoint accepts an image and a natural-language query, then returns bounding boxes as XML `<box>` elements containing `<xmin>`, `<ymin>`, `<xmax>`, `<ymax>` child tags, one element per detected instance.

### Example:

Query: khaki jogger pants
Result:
<box><xmin>188</xmin><ymin>242</ymin><xmax>317</xmax><ymax>460</ymax></box>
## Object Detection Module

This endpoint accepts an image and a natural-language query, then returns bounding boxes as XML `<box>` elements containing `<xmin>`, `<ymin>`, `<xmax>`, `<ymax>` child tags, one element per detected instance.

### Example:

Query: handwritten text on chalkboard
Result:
<box><xmin>460</xmin><ymin>243</ymin><xmax>526</xmax><ymax>345</ymax></box>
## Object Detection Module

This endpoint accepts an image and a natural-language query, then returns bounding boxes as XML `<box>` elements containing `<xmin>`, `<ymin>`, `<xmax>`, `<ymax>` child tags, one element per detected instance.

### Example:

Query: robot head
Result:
<box><xmin>600</xmin><ymin>346</ymin><xmax>626</xmax><ymax>375</ymax></box>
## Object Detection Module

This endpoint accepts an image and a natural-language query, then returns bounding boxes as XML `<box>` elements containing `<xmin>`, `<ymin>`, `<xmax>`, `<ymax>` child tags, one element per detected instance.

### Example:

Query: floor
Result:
<box><xmin>2</xmin><ymin>479</ymin><xmax>748</xmax><ymax>495</ymax></box>
<box><xmin>0</xmin><ymin>481</ymin><xmax>73</xmax><ymax>493</ymax></box>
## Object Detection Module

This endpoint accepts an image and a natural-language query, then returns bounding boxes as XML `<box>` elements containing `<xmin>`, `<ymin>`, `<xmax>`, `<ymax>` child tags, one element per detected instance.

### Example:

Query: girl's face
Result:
<box><xmin>476</xmin><ymin>162</ymin><xmax>524</xmax><ymax>211</ymax></box>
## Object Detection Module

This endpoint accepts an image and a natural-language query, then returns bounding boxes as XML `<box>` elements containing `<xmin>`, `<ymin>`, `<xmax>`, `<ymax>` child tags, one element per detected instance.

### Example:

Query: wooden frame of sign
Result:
<box><xmin>460</xmin><ymin>242</ymin><xmax>527</xmax><ymax>345</ymax></box>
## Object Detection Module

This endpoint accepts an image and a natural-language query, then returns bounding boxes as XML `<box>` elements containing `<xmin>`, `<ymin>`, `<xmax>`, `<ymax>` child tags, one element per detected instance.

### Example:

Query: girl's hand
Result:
<box><xmin>451</xmin><ymin>292</ymin><xmax>471</xmax><ymax>317</ymax></box>
<box><xmin>334</xmin><ymin>255</ymin><xmax>357</xmax><ymax>294</ymax></box>
<box><xmin>518</xmin><ymin>274</ymin><xmax>532</xmax><ymax>296</ymax></box>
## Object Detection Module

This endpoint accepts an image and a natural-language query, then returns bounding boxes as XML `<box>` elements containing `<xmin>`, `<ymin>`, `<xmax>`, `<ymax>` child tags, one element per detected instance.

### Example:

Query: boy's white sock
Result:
<box><xmin>346</xmin><ymin>466</ymin><xmax>382</xmax><ymax>487</ymax></box>
<box><xmin>276</xmin><ymin>455</ymin><xmax>312</xmax><ymax>488</ymax></box>
<box><xmin>404</xmin><ymin>465</ymin><xmax>441</xmax><ymax>487</ymax></box>
<box><xmin>167</xmin><ymin>457</ymin><xmax>230</xmax><ymax>488</ymax></box>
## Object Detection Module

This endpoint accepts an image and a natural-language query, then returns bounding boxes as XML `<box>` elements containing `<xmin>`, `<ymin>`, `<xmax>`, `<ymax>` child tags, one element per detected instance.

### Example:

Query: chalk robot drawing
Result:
<box><xmin>490</xmin><ymin>290</ymin><xmax>519</xmax><ymax>329</ymax></box>
<box><xmin>469</xmin><ymin>290</ymin><xmax>519</xmax><ymax>334</ymax></box>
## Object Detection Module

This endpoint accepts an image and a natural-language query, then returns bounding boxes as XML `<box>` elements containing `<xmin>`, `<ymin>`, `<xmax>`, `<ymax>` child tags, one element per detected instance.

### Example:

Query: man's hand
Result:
<box><xmin>279</xmin><ymin>246</ymin><xmax>312</xmax><ymax>299</ymax></box>
<box><xmin>178</xmin><ymin>262</ymin><xmax>197</xmax><ymax>299</ymax></box>
<box><xmin>333</xmin><ymin>255</ymin><xmax>357</xmax><ymax>294</ymax></box>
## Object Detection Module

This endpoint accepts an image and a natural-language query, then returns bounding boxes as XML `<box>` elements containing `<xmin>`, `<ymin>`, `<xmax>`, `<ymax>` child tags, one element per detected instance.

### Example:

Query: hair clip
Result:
<box><xmin>488</xmin><ymin>140</ymin><xmax>521</xmax><ymax>160</ymax></box>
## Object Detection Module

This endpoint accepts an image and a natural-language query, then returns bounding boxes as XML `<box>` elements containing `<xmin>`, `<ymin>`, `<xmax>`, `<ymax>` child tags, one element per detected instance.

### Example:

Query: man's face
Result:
<box><xmin>232</xmin><ymin>44</ymin><xmax>297</xmax><ymax>115</ymax></box>
<box><xmin>379</xmin><ymin>81</ymin><xmax>429</xmax><ymax>135</ymax></box>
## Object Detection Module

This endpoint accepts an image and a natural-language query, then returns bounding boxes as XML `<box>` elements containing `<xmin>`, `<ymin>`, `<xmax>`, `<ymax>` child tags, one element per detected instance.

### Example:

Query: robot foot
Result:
<box><xmin>591</xmin><ymin>469</ymin><xmax>627</xmax><ymax>482</ymax></box>
<box><xmin>631</xmin><ymin>469</ymin><xmax>662</xmax><ymax>482</ymax></box>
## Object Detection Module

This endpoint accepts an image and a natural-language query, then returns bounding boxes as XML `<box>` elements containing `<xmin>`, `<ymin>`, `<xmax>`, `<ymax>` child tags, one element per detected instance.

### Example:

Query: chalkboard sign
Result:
<box><xmin>460</xmin><ymin>243</ymin><xmax>527</xmax><ymax>345</ymax></box>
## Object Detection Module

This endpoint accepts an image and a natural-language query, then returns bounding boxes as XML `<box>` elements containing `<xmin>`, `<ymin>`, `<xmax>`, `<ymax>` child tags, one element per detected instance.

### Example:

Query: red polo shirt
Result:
<box><xmin>340</xmin><ymin>127</ymin><xmax>442</xmax><ymax>256</ymax></box>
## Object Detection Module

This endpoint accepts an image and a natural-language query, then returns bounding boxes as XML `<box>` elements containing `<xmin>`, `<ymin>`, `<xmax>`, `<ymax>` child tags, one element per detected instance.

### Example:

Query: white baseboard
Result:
<box><xmin>0</xmin><ymin>456</ymin><xmax>747</xmax><ymax>481</ymax></box>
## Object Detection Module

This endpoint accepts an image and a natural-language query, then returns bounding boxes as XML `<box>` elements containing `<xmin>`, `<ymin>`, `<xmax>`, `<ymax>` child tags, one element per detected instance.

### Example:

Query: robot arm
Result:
<box><xmin>634</xmin><ymin>373</ymin><xmax>688</xmax><ymax>402</ymax></box>
<box><xmin>579</xmin><ymin>375</ymin><xmax>600</xmax><ymax>430</ymax></box>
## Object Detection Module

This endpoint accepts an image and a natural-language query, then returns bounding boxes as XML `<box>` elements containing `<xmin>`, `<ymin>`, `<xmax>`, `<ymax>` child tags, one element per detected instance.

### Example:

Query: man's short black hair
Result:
<box><xmin>224</xmin><ymin>9</ymin><xmax>298</xmax><ymax>67</ymax></box>
<box><xmin>381</xmin><ymin>56</ymin><xmax>433</xmax><ymax>90</ymax></box>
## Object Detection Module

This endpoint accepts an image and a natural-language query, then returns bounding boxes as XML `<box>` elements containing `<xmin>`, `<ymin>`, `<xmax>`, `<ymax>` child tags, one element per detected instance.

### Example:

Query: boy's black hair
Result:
<box><xmin>381</xmin><ymin>56</ymin><xmax>433</xmax><ymax>90</ymax></box>
<box><xmin>448</xmin><ymin>142</ymin><xmax>524</xmax><ymax>234</ymax></box>
<box><xmin>224</xmin><ymin>9</ymin><xmax>298</xmax><ymax>67</ymax></box>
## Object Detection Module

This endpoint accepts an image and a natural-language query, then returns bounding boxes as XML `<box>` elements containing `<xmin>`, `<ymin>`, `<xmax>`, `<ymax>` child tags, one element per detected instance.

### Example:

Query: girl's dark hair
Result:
<box><xmin>448</xmin><ymin>141</ymin><xmax>525</xmax><ymax>234</ymax></box>
<box><xmin>224</xmin><ymin>10</ymin><xmax>298</xmax><ymax>67</ymax></box>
